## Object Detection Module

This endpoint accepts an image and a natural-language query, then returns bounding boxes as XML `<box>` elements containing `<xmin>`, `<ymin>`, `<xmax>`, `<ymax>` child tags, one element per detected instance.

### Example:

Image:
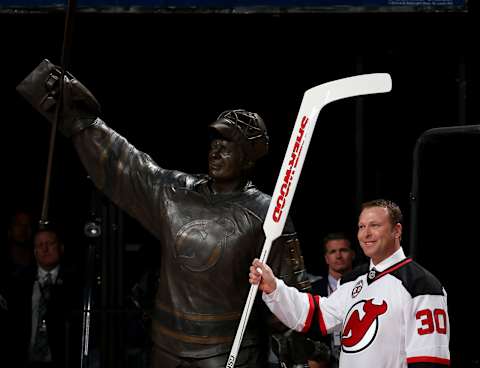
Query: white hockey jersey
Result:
<box><xmin>263</xmin><ymin>248</ymin><xmax>450</xmax><ymax>367</ymax></box>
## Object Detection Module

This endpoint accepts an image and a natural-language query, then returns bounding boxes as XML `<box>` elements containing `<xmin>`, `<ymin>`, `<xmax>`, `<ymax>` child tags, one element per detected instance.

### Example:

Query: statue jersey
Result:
<box><xmin>264</xmin><ymin>248</ymin><xmax>450</xmax><ymax>367</ymax></box>
<box><xmin>73</xmin><ymin>119</ymin><xmax>310</xmax><ymax>359</ymax></box>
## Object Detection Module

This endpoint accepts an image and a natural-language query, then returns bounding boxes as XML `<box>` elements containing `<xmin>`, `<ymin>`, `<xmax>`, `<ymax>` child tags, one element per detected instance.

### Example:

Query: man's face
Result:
<box><xmin>208</xmin><ymin>139</ymin><xmax>246</xmax><ymax>181</ymax></box>
<box><xmin>34</xmin><ymin>230</ymin><xmax>63</xmax><ymax>270</ymax></box>
<box><xmin>357</xmin><ymin>206</ymin><xmax>401</xmax><ymax>265</ymax></box>
<box><xmin>324</xmin><ymin>239</ymin><xmax>354</xmax><ymax>274</ymax></box>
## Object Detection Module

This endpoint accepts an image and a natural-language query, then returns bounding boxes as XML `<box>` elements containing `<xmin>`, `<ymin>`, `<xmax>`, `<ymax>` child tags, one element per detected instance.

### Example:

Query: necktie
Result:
<box><xmin>31</xmin><ymin>272</ymin><xmax>53</xmax><ymax>361</ymax></box>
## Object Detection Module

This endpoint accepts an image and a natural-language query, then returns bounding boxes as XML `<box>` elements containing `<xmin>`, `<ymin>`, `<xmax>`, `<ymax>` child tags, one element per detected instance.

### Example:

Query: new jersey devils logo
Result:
<box><xmin>342</xmin><ymin>299</ymin><xmax>388</xmax><ymax>353</ymax></box>
<box><xmin>175</xmin><ymin>218</ymin><xmax>235</xmax><ymax>272</ymax></box>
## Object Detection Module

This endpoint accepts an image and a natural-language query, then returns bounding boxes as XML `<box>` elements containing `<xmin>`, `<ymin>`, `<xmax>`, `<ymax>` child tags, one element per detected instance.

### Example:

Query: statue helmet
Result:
<box><xmin>208</xmin><ymin>109</ymin><xmax>269</xmax><ymax>161</ymax></box>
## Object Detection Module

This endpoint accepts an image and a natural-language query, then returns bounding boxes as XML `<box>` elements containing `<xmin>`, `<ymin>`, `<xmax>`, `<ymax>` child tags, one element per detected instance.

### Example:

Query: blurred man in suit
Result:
<box><xmin>308</xmin><ymin>233</ymin><xmax>355</xmax><ymax>368</ymax></box>
<box><xmin>9</xmin><ymin>224</ymin><xmax>82</xmax><ymax>368</ymax></box>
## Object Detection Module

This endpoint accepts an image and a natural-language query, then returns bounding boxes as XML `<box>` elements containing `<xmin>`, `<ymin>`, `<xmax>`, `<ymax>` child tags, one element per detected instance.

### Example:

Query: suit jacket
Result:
<box><xmin>8</xmin><ymin>264</ymin><xmax>83</xmax><ymax>367</ymax></box>
<box><xmin>310</xmin><ymin>275</ymin><xmax>329</xmax><ymax>297</ymax></box>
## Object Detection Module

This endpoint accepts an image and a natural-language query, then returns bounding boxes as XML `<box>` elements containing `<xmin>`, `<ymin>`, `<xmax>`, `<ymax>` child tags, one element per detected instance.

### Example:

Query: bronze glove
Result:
<box><xmin>16</xmin><ymin>59</ymin><xmax>101</xmax><ymax>137</ymax></box>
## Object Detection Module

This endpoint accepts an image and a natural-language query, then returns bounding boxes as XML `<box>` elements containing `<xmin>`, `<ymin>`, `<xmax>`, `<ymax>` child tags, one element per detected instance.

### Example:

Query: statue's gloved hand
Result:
<box><xmin>16</xmin><ymin>58</ymin><xmax>101</xmax><ymax>137</ymax></box>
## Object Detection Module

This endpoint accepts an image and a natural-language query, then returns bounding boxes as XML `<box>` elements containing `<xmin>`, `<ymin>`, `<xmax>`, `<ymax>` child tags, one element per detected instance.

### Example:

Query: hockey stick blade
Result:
<box><xmin>225</xmin><ymin>73</ymin><xmax>391</xmax><ymax>368</ymax></box>
<box><xmin>264</xmin><ymin>72</ymin><xmax>392</xmax><ymax>242</ymax></box>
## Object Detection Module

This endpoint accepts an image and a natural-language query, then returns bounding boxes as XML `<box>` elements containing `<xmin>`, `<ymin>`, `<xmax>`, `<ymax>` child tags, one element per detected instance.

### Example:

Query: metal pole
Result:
<box><xmin>409</xmin><ymin>125</ymin><xmax>480</xmax><ymax>258</ymax></box>
<box><xmin>81</xmin><ymin>186</ymin><xmax>102</xmax><ymax>368</ymax></box>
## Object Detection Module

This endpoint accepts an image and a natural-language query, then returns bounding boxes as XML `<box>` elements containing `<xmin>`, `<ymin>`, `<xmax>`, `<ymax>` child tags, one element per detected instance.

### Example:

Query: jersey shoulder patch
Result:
<box><xmin>340</xmin><ymin>263</ymin><xmax>369</xmax><ymax>285</ymax></box>
<box><xmin>391</xmin><ymin>260</ymin><xmax>444</xmax><ymax>297</ymax></box>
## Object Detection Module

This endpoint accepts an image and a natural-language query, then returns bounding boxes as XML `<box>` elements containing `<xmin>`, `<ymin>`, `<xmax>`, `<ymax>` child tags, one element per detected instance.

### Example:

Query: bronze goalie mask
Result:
<box><xmin>209</xmin><ymin>109</ymin><xmax>270</xmax><ymax>161</ymax></box>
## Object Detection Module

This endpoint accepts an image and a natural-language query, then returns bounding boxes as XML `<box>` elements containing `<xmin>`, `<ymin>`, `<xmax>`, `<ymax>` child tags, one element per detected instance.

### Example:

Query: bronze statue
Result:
<box><xmin>17</xmin><ymin>59</ymin><xmax>310</xmax><ymax>367</ymax></box>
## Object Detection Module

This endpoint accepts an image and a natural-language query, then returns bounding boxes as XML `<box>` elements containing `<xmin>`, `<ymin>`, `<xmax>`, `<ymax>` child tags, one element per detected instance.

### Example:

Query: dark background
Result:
<box><xmin>3</xmin><ymin>3</ymin><xmax>479</xmax><ymax>366</ymax></box>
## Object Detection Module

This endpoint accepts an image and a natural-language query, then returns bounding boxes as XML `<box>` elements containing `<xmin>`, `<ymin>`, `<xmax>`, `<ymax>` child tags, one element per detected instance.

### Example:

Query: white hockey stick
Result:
<box><xmin>225</xmin><ymin>73</ymin><xmax>392</xmax><ymax>368</ymax></box>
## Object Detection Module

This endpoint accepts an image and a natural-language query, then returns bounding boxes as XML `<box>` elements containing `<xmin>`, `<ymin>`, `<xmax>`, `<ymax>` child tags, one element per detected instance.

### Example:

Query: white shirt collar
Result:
<box><xmin>327</xmin><ymin>273</ymin><xmax>339</xmax><ymax>292</ymax></box>
<box><xmin>37</xmin><ymin>265</ymin><xmax>60</xmax><ymax>284</ymax></box>
<box><xmin>369</xmin><ymin>247</ymin><xmax>406</xmax><ymax>272</ymax></box>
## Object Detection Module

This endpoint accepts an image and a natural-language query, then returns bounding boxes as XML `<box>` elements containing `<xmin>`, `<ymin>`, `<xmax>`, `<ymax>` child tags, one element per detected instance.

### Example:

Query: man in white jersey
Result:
<box><xmin>250</xmin><ymin>199</ymin><xmax>450</xmax><ymax>368</ymax></box>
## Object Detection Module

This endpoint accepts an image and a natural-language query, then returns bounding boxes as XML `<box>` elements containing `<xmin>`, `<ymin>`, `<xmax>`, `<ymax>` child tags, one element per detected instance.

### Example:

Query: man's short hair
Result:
<box><xmin>34</xmin><ymin>221</ymin><xmax>63</xmax><ymax>244</ymax></box>
<box><xmin>361</xmin><ymin>199</ymin><xmax>403</xmax><ymax>227</ymax></box>
<box><xmin>322</xmin><ymin>232</ymin><xmax>352</xmax><ymax>253</ymax></box>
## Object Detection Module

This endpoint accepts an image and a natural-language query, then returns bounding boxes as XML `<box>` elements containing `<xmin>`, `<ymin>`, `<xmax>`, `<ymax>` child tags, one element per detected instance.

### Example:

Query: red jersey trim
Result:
<box><xmin>375</xmin><ymin>258</ymin><xmax>413</xmax><ymax>281</ymax></box>
<box><xmin>315</xmin><ymin>295</ymin><xmax>327</xmax><ymax>336</ymax></box>
<box><xmin>406</xmin><ymin>356</ymin><xmax>450</xmax><ymax>365</ymax></box>
<box><xmin>301</xmin><ymin>293</ymin><xmax>315</xmax><ymax>333</ymax></box>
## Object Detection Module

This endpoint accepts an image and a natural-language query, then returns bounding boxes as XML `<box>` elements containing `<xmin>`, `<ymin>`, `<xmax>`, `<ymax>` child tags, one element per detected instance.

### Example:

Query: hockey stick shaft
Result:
<box><xmin>40</xmin><ymin>0</ymin><xmax>77</xmax><ymax>226</ymax></box>
<box><xmin>226</xmin><ymin>73</ymin><xmax>392</xmax><ymax>368</ymax></box>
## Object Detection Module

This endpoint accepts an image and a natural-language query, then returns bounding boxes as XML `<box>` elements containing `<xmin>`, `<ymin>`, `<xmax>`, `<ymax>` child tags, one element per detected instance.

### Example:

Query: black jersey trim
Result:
<box><xmin>367</xmin><ymin>258</ymin><xmax>413</xmax><ymax>285</ymax></box>
<box><xmin>340</xmin><ymin>258</ymin><xmax>445</xmax><ymax>297</ymax></box>
<box><xmin>340</xmin><ymin>263</ymin><xmax>369</xmax><ymax>285</ymax></box>
<box><xmin>391</xmin><ymin>261</ymin><xmax>445</xmax><ymax>297</ymax></box>
<box><xmin>303</xmin><ymin>294</ymin><xmax>326</xmax><ymax>340</ymax></box>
